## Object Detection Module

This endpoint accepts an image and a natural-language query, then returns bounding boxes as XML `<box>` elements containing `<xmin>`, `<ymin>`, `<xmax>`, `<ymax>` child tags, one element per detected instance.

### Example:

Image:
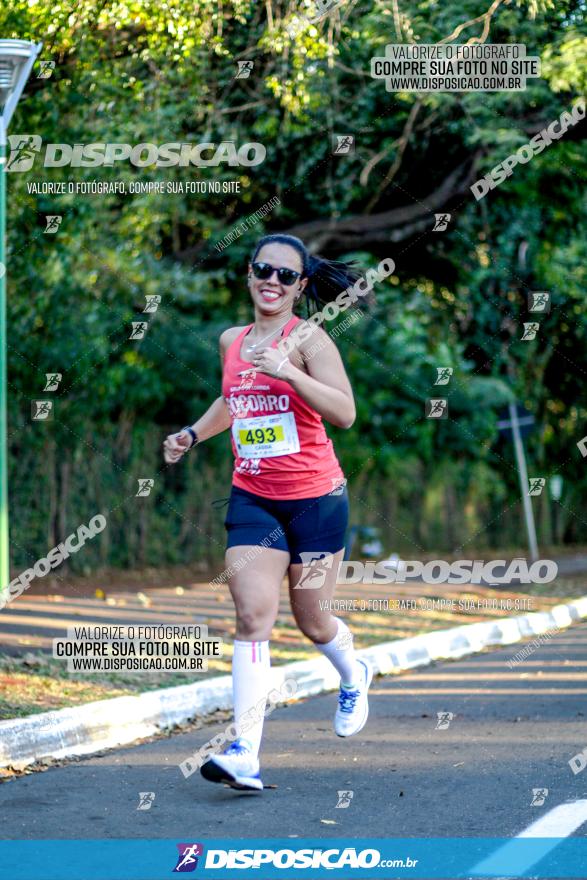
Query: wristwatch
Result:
<box><xmin>182</xmin><ymin>426</ymin><xmax>199</xmax><ymax>448</ymax></box>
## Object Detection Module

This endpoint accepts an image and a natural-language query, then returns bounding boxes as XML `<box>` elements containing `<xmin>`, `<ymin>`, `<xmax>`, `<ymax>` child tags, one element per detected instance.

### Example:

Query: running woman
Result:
<box><xmin>163</xmin><ymin>233</ymin><xmax>372</xmax><ymax>791</ymax></box>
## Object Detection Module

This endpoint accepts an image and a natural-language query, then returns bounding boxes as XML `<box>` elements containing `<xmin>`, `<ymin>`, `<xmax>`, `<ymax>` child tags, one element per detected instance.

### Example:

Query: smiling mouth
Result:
<box><xmin>259</xmin><ymin>288</ymin><xmax>281</xmax><ymax>300</ymax></box>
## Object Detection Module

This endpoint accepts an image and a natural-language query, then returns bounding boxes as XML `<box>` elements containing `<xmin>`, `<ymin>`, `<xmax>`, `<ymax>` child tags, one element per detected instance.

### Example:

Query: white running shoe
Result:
<box><xmin>200</xmin><ymin>739</ymin><xmax>263</xmax><ymax>791</ymax></box>
<box><xmin>334</xmin><ymin>659</ymin><xmax>373</xmax><ymax>737</ymax></box>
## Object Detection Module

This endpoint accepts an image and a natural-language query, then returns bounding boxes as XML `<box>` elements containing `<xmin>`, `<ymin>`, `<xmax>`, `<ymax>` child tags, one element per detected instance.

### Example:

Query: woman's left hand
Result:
<box><xmin>251</xmin><ymin>346</ymin><xmax>291</xmax><ymax>379</ymax></box>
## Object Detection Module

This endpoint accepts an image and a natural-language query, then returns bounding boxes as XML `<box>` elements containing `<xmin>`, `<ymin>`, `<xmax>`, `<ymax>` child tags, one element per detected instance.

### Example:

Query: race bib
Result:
<box><xmin>232</xmin><ymin>412</ymin><xmax>300</xmax><ymax>459</ymax></box>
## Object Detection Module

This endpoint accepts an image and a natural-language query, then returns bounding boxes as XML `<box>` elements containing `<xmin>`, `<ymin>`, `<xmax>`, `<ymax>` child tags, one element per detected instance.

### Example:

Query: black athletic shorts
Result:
<box><xmin>224</xmin><ymin>484</ymin><xmax>349</xmax><ymax>564</ymax></box>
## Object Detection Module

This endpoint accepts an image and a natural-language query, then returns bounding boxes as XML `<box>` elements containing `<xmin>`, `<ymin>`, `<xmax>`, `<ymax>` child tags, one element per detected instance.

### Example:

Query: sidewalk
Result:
<box><xmin>2</xmin><ymin>621</ymin><xmax>586</xmax><ymax>843</ymax></box>
<box><xmin>1</xmin><ymin>555</ymin><xmax>585</xmax><ymax>719</ymax></box>
<box><xmin>1</xmin><ymin>596</ymin><xmax>586</xmax><ymax>773</ymax></box>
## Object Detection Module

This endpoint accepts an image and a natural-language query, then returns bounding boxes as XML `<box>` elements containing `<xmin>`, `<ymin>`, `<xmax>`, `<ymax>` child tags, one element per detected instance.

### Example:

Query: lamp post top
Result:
<box><xmin>0</xmin><ymin>39</ymin><xmax>42</xmax><ymax>142</ymax></box>
<box><xmin>0</xmin><ymin>40</ymin><xmax>43</xmax><ymax>56</ymax></box>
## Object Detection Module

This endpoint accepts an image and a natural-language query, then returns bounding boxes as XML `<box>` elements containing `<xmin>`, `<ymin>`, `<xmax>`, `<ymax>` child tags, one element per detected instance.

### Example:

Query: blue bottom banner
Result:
<box><xmin>1</xmin><ymin>837</ymin><xmax>587</xmax><ymax>879</ymax></box>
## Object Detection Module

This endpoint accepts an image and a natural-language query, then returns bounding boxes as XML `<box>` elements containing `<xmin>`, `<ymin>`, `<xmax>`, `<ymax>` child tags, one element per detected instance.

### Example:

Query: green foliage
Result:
<box><xmin>1</xmin><ymin>0</ymin><xmax>586</xmax><ymax>572</ymax></box>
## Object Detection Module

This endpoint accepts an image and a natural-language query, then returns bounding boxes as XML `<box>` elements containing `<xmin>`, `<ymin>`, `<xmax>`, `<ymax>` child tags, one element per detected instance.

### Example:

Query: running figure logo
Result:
<box><xmin>173</xmin><ymin>843</ymin><xmax>204</xmax><ymax>872</ymax></box>
<box><xmin>31</xmin><ymin>400</ymin><xmax>53</xmax><ymax>420</ymax></box>
<box><xmin>44</xmin><ymin>215</ymin><xmax>62</xmax><ymax>233</ymax></box>
<box><xmin>44</xmin><ymin>373</ymin><xmax>62</xmax><ymax>391</ymax></box>
<box><xmin>136</xmin><ymin>479</ymin><xmax>155</xmax><ymax>497</ymax></box>
<box><xmin>530</xmin><ymin>788</ymin><xmax>549</xmax><ymax>806</ymax></box>
<box><xmin>425</xmin><ymin>399</ymin><xmax>448</xmax><ymax>419</ymax></box>
<box><xmin>130</xmin><ymin>321</ymin><xmax>149</xmax><ymax>340</ymax></box>
<box><xmin>434</xmin><ymin>367</ymin><xmax>453</xmax><ymax>386</ymax></box>
<box><xmin>528</xmin><ymin>478</ymin><xmax>546</xmax><ymax>496</ymax></box>
<box><xmin>435</xmin><ymin>711</ymin><xmax>455</xmax><ymax>730</ymax></box>
<box><xmin>335</xmin><ymin>789</ymin><xmax>354</xmax><ymax>808</ymax></box>
<box><xmin>433</xmin><ymin>213</ymin><xmax>451</xmax><ymax>231</ymax></box>
<box><xmin>521</xmin><ymin>322</ymin><xmax>539</xmax><ymax>341</ymax></box>
<box><xmin>235</xmin><ymin>60</ymin><xmax>254</xmax><ymax>78</ymax></box>
<box><xmin>37</xmin><ymin>60</ymin><xmax>56</xmax><ymax>79</ymax></box>
<box><xmin>294</xmin><ymin>552</ymin><xmax>334</xmax><ymax>589</ymax></box>
<box><xmin>136</xmin><ymin>791</ymin><xmax>155</xmax><ymax>810</ymax></box>
<box><xmin>332</xmin><ymin>135</ymin><xmax>355</xmax><ymax>155</ymax></box>
<box><xmin>143</xmin><ymin>295</ymin><xmax>161</xmax><ymax>313</ymax></box>
<box><xmin>528</xmin><ymin>291</ymin><xmax>550</xmax><ymax>313</ymax></box>
<box><xmin>329</xmin><ymin>477</ymin><xmax>347</xmax><ymax>496</ymax></box>
<box><xmin>6</xmin><ymin>135</ymin><xmax>42</xmax><ymax>172</ymax></box>
<box><xmin>308</xmin><ymin>0</ymin><xmax>346</xmax><ymax>21</ymax></box>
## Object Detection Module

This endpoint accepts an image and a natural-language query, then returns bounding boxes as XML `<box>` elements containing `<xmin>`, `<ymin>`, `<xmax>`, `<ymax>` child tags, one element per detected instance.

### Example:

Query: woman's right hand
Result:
<box><xmin>163</xmin><ymin>430</ymin><xmax>192</xmax><ymax>464</ymax></box>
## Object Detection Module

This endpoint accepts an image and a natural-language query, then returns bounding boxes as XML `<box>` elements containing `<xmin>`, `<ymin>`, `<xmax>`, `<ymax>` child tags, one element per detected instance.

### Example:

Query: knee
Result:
<box><xmin>296</xmin><ymin>616</ymin><xmax>337</xmax><ymax>644</ymax></box>
<box><xmin>235</xmin><ymin>609</ymin><xmax>273</xmax><ymax>640</ymax></box>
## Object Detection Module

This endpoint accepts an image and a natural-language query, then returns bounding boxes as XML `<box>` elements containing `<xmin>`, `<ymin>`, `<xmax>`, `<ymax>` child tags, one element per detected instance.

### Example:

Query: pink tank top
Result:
<box><xmin>222</xmin><ymin>315</ymin><xmax>345</xmax><ymax>500</ymax></box>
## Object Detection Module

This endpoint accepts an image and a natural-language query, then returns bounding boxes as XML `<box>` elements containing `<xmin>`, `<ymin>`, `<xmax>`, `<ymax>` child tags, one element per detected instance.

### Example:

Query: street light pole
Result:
<box><xmin>508</xmin><ymin>401</ymin><xmax>539</xmax><ymax>562</ymax></box>
<box><xmin>0</xmin><ymin>40</ymin><xmax>42</xmax><ymax>600</ymax></box>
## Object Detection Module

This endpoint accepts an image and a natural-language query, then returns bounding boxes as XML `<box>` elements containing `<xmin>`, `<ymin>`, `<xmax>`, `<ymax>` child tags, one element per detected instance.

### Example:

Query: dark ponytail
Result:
<box><xmin>251</xmin><ymin>233</ymin><xmax>361</xmax><ymax>316</ymax></box>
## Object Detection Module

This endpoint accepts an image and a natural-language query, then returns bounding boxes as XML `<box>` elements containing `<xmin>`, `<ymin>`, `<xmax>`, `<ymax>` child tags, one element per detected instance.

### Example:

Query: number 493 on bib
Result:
<box><xmin>232</xmin><ymin>412</ymin><xmax>300</xmax><ymax>459</ymax></box>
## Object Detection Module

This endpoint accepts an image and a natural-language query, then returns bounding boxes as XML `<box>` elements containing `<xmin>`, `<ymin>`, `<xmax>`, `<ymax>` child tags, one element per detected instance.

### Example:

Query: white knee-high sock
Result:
<box><xmin>314</xmin><ymin>618</ymin><xmax>360</xmax><ymax>688</ymax></box>
<box><xmin>232</xmin><ymin>639</ymin><xmax>271</xmax><ymax>758</ymax></box>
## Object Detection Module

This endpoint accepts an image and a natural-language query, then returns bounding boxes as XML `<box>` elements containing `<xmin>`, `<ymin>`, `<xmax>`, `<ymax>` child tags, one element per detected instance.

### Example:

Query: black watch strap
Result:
<box><xmin>182</xmin><ymin>426</ymin><xmax>198</xmax><ymax>448</ymax></box>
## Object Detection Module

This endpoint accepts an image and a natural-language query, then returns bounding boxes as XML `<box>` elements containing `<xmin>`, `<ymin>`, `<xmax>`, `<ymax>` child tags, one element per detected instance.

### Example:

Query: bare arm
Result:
<box><xmin>191</xmin><ymin>395</ymin><xmax>232</xmax><ymax>440</ymax></box>
<box><xmin>252</xmin><ymin>325</ymin><xmax>356</xmax><ymax>429</ymax></box>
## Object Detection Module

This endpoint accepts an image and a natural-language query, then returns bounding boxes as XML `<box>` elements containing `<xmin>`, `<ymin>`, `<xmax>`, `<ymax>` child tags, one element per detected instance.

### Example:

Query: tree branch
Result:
<box><xmin>284</xmin><ymin>159</ymin><xmax>479</xmax><ymax>253</ymax></box>
<box><xmin>363</xmin><ymin>99</ymin><xmax>422</xmax><ymax>211</ymax></box>
<box><xmin>439</xmin><ymin>0</ymin><xmax>504</xmax><ymax>45</ymax></box>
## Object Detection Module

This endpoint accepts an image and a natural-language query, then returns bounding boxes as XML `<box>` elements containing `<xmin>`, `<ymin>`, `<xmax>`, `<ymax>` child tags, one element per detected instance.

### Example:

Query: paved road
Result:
<box><xmin>1</xmin><ymin>623</ymin><xmax>587</xmax><ymax>843</ymax></box>
<box><xmin>0</xmin><ymin>578</ymin><xmax>551</xmax><ymax>657</ymax></box>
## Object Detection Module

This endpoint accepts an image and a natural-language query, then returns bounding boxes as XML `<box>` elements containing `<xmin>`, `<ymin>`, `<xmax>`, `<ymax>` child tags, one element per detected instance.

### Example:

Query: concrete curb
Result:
<box><xmin>2</xmin><ymin>596</ymin><xmax>586</xmax><ymax>770</ymax></box>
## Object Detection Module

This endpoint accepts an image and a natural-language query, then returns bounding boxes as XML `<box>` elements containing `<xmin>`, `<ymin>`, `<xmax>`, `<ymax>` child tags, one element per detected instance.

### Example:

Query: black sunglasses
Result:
<box><xmin>251</xmin><ymin>261</ymin><xmax>302</xmax><ymax>286</ymax></box>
